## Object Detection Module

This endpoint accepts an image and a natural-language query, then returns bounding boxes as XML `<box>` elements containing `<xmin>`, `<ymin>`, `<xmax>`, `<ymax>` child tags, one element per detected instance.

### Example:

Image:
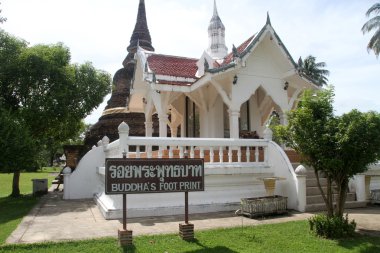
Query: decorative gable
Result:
<box><xmin>196</xmin><ymin>51</ymin><xmax>214</xmax><ymax>77</ymax></box>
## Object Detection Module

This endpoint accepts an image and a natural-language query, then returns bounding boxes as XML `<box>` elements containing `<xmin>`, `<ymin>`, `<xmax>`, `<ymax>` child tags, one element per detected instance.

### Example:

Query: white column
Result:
<box><xmin>158</xmin><ymin>114</ymin><xmax>168</xmax><ymax>137</ymax></box>
<box><xmin>62</xmin><ymin>167</ymin><xmax>72</xmax><ymax>200</ymax></box>
<box><xmin>145</xmin><ymin>121</ymin><xmax>153</xmax><ymax>137</ymax></box>
<box><xmin>118</xmin><ymin>122</ymin><xmax>130</xmax><ymax>155</ymax></box>
<box><xmin>365</xmin><ymin>175</ymin><xmax>372</xmax><ymax>200</ymax></box>
<box><xmin>295</xmin><ymin>165</ymin><xmax>307</xmax><ymax>212</ymax></box>
<box><xmin>180</xmin><ymin>122</ymin><xmax>185</xmax><ymax>137</ymax></box>
<box><xmin>263</xmin><ymin>127</ymin><xmax>273</xmax><ymax>141</ymax></box>
<box><xmin>297</xmin><ymin>175</ymin><xmax>307</xmax><ymax>212</ymax></box>
<box><xmin>354</xmin><ymin>174</ymin><xmax>367</xmax><ymax>201</ymax></box>
<box><xmin>228</xmin><ymin>109</ymin><xmax>240</xmax><ymax>139</ymax></box>
<box><xmin>279</xmin><ymin>110</ymin><xmax>288</xmax><ymax>125</ymax></box>
<box><xmin>170</xmin><ymin>126</ymin><xmax>178</xmax><ymax>138</ymax></box>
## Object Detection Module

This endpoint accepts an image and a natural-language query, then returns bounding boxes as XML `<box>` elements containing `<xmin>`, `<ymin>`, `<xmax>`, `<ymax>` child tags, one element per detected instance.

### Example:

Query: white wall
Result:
<box><xmin>63</xmin><ymin>146</ymin><xmax>105</xmax><ymax>199</ymax></box>
<box><xmin>95</xmin><ymin>165</ymin><xmax>274</xmax><ymax>219</ymax></box>
<box><xmin>268</xmin><ymin>141</ymin><xmax>298</xmax><ymax>210</ymax></box>
<box><xmin>208</xmin><ymin>97</ymin><xmax>224</xmax><ymax>138</ymax></box>
<box><xmin>64</xmin><ymin>131</ymin><xmax>300</xmax><ymax>218</ymax></box>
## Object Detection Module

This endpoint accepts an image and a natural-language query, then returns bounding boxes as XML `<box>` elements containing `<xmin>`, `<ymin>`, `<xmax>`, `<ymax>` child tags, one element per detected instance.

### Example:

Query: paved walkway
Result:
<box><xmin>6</xmin><ymin>190</ymin><xmax>380</xmax><ymax>244</ymax></box>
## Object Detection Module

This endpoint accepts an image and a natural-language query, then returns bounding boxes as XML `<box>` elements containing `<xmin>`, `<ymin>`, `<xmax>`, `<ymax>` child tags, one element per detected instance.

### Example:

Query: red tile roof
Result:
<box><xmin>221</xmin><ymin>35</ymin><xmax>255</xmax><ymax>66</ymax></box>
<box><xmin>147</xmin><ymin>54</ymin><xmax>199</xmax><ymax>79</ymax></box>
<box><xmin>144</xmin><ymin>34</ymin><xmax>255</xmax><ymax>86</ymax></box>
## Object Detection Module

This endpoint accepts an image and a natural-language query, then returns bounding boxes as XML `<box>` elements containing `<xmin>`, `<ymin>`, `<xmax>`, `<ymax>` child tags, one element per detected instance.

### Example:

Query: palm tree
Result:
<box><xmin>362</xmin><ymin>2</ymin><xmax>380</xmax><ymax>57</ymax></box>
<box><xmin>0</xmin><ymin>2</ymin><xmax>6</xmax><ymax>24</ymax></box>
<box><xmin>298</xmin><ymin>55</ymin><xmax>330</xmax><ymax>87</ymax></box>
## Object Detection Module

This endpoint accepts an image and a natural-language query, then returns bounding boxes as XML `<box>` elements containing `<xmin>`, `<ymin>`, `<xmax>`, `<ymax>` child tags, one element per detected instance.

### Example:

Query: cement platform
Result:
<box><xmin>6</xmin><ymin>189</ymin><xmax>380</xmax><ymax>244</ymax></box>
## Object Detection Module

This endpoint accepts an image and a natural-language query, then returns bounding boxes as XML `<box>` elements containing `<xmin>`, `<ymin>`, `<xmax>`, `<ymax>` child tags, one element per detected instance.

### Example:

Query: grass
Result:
<box><xmin>0</xmin><ymin>221</ymin><xmax>379</xmax><ymax>253</ymax></box>
<box><xmin>1</xmin><ymin>169</ymin><xmax>379</xmax><ymax>252</ymax></box>
<box><xmin>0</xmin><ymin>168</ymin><xmax>58</xmax><ymax>244</ymax></box>
<box><xmin>0</xmin><ymin>167</ymin><xmax>59</xmax><ymax>198</ymax></box>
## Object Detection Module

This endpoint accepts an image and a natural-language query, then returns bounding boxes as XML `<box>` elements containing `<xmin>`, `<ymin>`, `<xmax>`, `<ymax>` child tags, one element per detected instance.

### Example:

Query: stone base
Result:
<box><xmin>240</xmin><ymin>195</ymin><xmax>288</xmax><ymax>218</ymax></box>
<box><xmin>179</xmin><ymin>223</ymin><xmax>194</xmax><ymax>241</ymax></box>
<box><xmin>118</xmin><ymin>229</ymin><xmax>133</xmax><ymax>246</ymax></box>
<box><xmin>95</xmin><ymin>192</ymin><xmax>244</xmax><ymax>219</ymax></box>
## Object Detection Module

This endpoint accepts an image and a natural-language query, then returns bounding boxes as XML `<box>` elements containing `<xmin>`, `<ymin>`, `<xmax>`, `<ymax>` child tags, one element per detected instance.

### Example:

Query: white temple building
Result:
<box><xmin>128</xmin><ymin>2</ymin><xmax>318</xmax><ymax>141</ymax></box>
<box><xmin>63</xmin><ymin>0</ymin><xmax>378</xmax><ymax>219</ymax></box>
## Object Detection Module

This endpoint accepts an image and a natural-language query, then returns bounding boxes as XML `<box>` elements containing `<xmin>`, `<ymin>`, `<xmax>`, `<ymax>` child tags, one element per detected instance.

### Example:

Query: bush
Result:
<box><xmin>308</xmin><ymin>213</ymin><xmax>356</xmax><ymax>239</ymax></box>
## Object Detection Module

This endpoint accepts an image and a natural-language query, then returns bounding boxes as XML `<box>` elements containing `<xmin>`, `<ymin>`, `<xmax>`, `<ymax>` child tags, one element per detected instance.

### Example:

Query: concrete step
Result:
<box><xmin>306</xmin><ymin>186</ymin><xmax>339</xmax><ymax>196</ymax></box>
<box><xmin>306</xmin><ymin>178</ymin><xmax>327</xmax><ymax>187</ymax></box>
<box><xmin>305</xmin><ymin>171</ymin><xmax>329</xmax><ymax>179</ymax></box>
<box><xmin>305</xmin><ymin>201</ymin><xmax>368</xmax><ymax>212</ymax></box>
<box><xmin>306</xmin><ymin>192</ymin><xmax>356</xmax><ymax>205</ymax></box>
<box><xmin>307</xmin><ymin>186</ymin><xmax>325</xmax><ymax>196</ymax></box>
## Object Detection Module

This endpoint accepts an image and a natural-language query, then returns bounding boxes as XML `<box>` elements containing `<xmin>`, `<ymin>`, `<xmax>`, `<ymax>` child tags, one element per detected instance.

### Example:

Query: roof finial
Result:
<box><xmin>232</xmin><ymin>44</ymin><xmax>240</xmax><ymax>58</ymax></box>
<box><xmin>213</xmin><ymin>0</ymin><xmax>219</xmax><ymax>17</ymax></box>
<box><xmin>266</xmin><ymin>12</ymin><xmax>272</xmax><ymax>25</ymax></box>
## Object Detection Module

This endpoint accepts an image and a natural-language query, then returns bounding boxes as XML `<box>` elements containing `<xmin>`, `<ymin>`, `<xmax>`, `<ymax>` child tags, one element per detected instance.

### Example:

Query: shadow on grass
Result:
<box><xmin>121</xmin><ymin>238</ymin><xmax>239</xmax><ymax>253</ymax></box>
<box><xmin>336</xmin><ymin>233</ymin><xmax>380</xmax><ymax>253</ymax></box>
<box><xmin>122</xmin><ymin>244</ymin><xmax>136</xmax><ymax>253</ymax></box>
<box><xmin>0</xmin><ymin>195</ymin><xmax>39</xmax><ymax>244</ymax></box>
<box><xmin>183</xmin><ymin>239</ymin><xmax>238</xmax><ymax>253</ymax></box>
<box><xmin>182</xmin><ymin>246</ymin><xmax>238</xmax><ymax>253</ymax></box>
<box><xmin>0</xmin><ymin>195</ymin><xmax>38</xmax><ymax>225</ymax></box>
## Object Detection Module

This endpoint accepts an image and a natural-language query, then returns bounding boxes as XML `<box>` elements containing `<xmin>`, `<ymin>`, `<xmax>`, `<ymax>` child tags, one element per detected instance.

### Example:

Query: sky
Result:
<box><xmin>1</xmin><ymin>0</ymin><xmax>379</xmax><ymax>124</ymax></box>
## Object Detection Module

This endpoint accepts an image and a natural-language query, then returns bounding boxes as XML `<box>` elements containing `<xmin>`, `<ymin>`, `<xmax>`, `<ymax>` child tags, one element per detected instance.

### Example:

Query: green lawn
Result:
<box><xmin>0</xmin><ymin>168</ymin><xmax>59</xmax><ymax>198</ymax></box>
<box><xmin>0</xmin><ymin>221</ymin><xmax>379</xmax><ymax>253</ymax></box>
<box><xmin>1</xmin><ymin>170</ymin><xmax>379</xmax><ymax>252</ymax></box>
<box><xmin>0</xmin><ymin>169</ymin><xmax>58</xmax><ymax>244</ymax></box>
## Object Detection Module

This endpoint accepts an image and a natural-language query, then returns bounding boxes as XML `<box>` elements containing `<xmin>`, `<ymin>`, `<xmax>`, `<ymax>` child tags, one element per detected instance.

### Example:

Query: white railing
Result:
<box><xmin>100</xmin><ymin>122</ymin><xmax>272</xmax><ymax>166</ymax></box>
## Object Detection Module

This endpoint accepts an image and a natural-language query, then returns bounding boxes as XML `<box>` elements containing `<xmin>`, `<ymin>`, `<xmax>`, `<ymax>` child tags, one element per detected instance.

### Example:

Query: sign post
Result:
<box><xmin>105</xmin><ymin>157</ymin><xmax>204</xmax><ymax>244</ymax></box>
<box><xmin>179</xmin><ymin>152</ymin><xmax>195</xmax><ymax>240</ymax></box>
<box><xmin>117</xmin><ymin>151</ymin><xmax>132</xmax><ymax>246</ymax></box>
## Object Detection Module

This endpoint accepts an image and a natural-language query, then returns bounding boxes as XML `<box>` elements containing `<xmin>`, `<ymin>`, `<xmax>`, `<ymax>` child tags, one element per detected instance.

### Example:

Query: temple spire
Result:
<box><xmin>213</xmin><ymin>0</ymin><xmax>218</xmax><ymax>17</ymax></box>
<box><xmin>127</xmin><ymin>0</ymin><xmax>154</xmax><ymax>53</ymax></box>
<box><xmin>207</xmin><ymin>0</ymin><xmax>228</xmax><ymax>59</ymax></box>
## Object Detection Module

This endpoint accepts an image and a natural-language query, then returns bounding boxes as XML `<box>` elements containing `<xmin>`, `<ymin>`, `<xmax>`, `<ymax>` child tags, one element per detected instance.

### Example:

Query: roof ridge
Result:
<box><xmin>148</xmin><ymin>53</ymin><xmax>199</xmax><ymax>61</ymax></box>
<box><xmin>218</xmin><ymin>33</ymin><xmax>256</xmax><ymax>66</ymax></box>
<box><xmin>237</xmin><ymin>34</ymin><xmax>255</xmax><ymax>52</ymax></box>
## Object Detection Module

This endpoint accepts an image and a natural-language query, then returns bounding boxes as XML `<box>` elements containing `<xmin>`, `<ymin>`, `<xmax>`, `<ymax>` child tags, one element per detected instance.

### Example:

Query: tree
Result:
<box><xmin>47</xmin><ymin>121</ymin><xmax>89</xmax><ymax>166</ymax></box>
<box><xmin>0</xmin><ymin>109</ymin><xmax>38</xmax><ymax>196</ymax></box>
<box><xmin>298</xmin><ymin>55</ymin><xmax>330</xmax><ymax>86</ymax></box>
<box><xmin>362</xmin><ymin>2</ymin><xmax>380</xmax><ymax>57</ymax></box>
<box><xmin>0</xmin><ymin>30</ymin><xmax>111</xmax><ymax>196</ymax></box>
<box><xmin>276</xmin><ymin>87</ymin><xmax>380</xmax><ymax>218</ymax></box>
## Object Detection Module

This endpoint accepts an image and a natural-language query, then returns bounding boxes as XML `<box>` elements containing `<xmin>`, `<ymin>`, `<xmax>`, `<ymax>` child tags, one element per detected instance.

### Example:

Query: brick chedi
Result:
<box><xmin>85</xmin><ymin>0</ymin><xmax>158</xmax><ymax>147</ymax></box>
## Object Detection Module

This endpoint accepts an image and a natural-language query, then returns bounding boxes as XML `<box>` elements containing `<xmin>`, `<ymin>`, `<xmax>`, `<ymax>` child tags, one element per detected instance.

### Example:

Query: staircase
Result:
<box><xmin>293</xmin><ymin>164</ymin><xmax>368</xmax><ymax>212</ymax></box>
<box><xmin>284</xmin><ymin>150</ymin><xmax>368</xmax><ymax>212</ymax></box>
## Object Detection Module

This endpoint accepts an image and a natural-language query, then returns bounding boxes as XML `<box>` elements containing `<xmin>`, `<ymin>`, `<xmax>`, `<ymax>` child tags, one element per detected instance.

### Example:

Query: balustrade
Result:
<box><xmin>103</xmin><ymin>136</ymin><xmax>269</xmax><ymax>165</ymax></box>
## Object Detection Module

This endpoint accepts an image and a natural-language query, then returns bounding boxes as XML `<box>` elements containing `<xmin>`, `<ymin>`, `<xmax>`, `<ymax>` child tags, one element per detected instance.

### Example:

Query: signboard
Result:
<box><xmin>105</xmin><ymin>158</ymin><xmax>204</xmax><ymax>194</ymax></box>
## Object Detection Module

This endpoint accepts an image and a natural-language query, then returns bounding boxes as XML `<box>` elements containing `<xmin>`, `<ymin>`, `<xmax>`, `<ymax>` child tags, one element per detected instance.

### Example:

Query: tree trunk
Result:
<box><xmin>11</xmin><ymin>170</ymin><xmax>21</xmax><ymax>197</ymax></box>
<box><xmin>326</xmin><ymin>175</ymin><xmax>334</xmax><ymax>217</ymax></box>
<box><xmin>50</xmin><ymin>152</ymin><xmax>55</xmax><ymax>167</ymax></box>
<box><xmin>335</xmin><ymin>178</ymin><xmax>348</xmax><ymax>217</ymax></box>
<box><xmin>315</xmin><ymin>170</ymin><xmax>333</xmax><ymax>217</ymax></box>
